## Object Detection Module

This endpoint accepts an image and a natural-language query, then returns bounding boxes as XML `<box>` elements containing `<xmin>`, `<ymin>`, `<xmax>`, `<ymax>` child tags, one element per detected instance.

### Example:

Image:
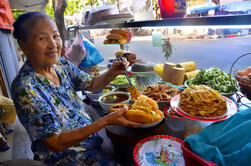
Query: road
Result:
<box><xmin>94</xmin><ymin>35</ymin><xmax>251</xmax><ymax>73</ymax></box>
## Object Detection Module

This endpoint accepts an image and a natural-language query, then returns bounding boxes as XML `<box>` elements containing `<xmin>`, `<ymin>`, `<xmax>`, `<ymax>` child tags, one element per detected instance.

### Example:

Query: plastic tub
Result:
<box><xmin>181</xmin><ymin>141</ymin><xmax>216</xmax><ymax>166</ymax></box>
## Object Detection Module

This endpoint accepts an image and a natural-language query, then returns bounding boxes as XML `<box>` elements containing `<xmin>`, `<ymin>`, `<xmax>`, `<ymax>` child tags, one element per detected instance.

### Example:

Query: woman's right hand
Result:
<box><xmin>102</xmin><ymin>106</ymin><xmax>142</xmax><ymax>127</ymax></box>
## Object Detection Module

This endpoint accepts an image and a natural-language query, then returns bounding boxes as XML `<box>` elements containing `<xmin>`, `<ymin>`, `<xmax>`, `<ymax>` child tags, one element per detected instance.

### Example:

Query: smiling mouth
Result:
<box><xmin>46</xmin><ymin>52</ymin><xmax>58</xmax><ymax>56</ymax></box>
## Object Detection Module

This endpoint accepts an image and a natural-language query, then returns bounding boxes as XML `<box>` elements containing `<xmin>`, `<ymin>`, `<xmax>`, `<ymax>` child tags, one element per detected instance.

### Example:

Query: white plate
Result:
<box><xmin>138</xmin><ymin>118</ymin><xmax>163</xmax><ymax>128</ymax></box>
<box><xmin>170</xmin><ymin>94</ymin><xmax>238</xmax><ymax>121</ymax></box>
<box><xmin>133</xmin><ymin>135</ymin><xmax>184</xmax><ymax>166</ymax></box>
<box><xmin>101</xmin><ymin>14</ymin><xmax>133</xmax><ymax>23</ymax></box>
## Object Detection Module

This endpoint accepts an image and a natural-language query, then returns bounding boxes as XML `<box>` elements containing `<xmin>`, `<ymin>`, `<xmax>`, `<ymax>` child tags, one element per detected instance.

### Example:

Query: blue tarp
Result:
<box><xmin>184</xmin><ymin>107</ymin><xmax>251</xmax><ymax>166</ymax></box>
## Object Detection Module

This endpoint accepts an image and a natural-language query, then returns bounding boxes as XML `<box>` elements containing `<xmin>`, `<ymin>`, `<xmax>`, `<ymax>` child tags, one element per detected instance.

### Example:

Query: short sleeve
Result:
<box><xmin>11</xmin><ymin>83</ymin><xmax>62</xmax><ymax>141</ymax></box>
<box><xmin>58</xmin><ymin>57</ymin><xmax>92</xmax><ymax>91</ymax></box>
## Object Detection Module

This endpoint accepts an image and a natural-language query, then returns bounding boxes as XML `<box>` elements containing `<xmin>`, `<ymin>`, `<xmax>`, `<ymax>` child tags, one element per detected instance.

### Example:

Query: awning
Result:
<box><xmin>9</xmin><ymin>0</ymin><xmax>48</xmax><ymax>10</ymax></box>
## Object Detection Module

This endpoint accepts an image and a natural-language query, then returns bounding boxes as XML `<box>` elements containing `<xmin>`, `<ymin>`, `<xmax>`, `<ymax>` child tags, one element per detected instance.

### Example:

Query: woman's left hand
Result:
<box><xmin>109</xmin><ymin>57</ymin><xmax>130</xmax><ymax>76</ymax></box>
<box><xmin>102</xmin><ymin>106</ymin><xmax>142</xmax><ymax>127</ymax></box>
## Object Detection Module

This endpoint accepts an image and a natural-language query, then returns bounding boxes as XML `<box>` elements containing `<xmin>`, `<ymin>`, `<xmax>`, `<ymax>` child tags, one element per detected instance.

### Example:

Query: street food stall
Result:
<box><xmin>67</xmin><ymin>14</ymin><xmax>251</xmax><ymax>165</ymax></box>
<box><xmin>1</xmin><ymin>0</ymin><xmax>251</xmax><ymax>165</ymax></box>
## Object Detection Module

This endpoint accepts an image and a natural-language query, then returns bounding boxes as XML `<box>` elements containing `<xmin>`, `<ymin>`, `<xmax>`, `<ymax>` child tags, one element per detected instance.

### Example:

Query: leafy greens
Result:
<box><xmin>186</xmin><ymin>67</ymin><xmax>238</xmax><ymax>93</ymax></box>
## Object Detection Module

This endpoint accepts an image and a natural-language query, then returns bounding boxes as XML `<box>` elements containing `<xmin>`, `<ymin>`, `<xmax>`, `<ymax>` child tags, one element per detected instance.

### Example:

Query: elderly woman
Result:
<box><xmin>11</xmin><ymin>11</ymin><xmax>140</xmax><ymax>166</ymax></box>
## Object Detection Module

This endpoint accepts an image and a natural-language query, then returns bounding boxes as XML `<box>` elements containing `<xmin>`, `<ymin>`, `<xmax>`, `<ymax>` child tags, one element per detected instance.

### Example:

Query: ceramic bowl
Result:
<box><xmin>85</xmin><ymin>85</ymin><xmax>115</xmax><ymax>101</ymax></box>
<box><xmin>98</xmin><ymin>91</ymin><xmax>130</xmax><ymax>113</ymax></box>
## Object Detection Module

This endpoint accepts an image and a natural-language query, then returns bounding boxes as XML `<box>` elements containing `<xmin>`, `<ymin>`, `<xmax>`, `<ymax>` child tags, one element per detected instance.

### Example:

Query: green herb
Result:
<box><xmin>186</xmin><ymin>67</ymin><xmax>238</xmax><ymax>93</ymax></box>
<box><xmin>110</xmin><ymin>75</ymin><xmax>136</xmax><ymax>86</ymax></box>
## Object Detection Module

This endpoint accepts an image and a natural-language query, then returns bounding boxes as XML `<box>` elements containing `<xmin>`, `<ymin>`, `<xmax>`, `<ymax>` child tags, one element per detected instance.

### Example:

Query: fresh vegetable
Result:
<box><xmin>102</xmin><ymin>88</ymin><xmax>111</xmax><ymax>94</ymax></box>
<box><xmin>110</xmin><ymin>75</ymin><xmax>136</xmax><ymax>86</ymax></box>
<box><xmin>186</xmin><ymin>67</ymin><xmax>238</xmax><ymax>93</ymax></box>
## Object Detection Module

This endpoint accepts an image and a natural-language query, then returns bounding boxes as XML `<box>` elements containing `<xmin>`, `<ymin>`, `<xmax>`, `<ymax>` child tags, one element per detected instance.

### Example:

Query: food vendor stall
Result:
<box><xmin>1</xmin><ymin>0</ymin><xmax>249</xmax><ymax>165</ymax></box>
<box><xmin>67</xmin><ymin>14</ymin><xmax>251</xmax><ymax>165</ymax></box>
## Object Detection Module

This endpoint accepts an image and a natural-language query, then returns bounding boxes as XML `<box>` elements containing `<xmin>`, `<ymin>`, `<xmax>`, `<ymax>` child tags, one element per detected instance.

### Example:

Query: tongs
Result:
<box><xmin>118</xmin><ymin>56</ymin><xmax>139</xmax><ymax>100</ymax></box>
<box><xmin>118</xmin><ymin>56</ymin><xmax>133</xmax><ymax>86</ymax></box>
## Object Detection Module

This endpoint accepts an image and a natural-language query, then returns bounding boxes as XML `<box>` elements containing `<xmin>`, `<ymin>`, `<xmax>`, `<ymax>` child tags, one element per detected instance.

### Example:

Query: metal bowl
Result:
<box><xmin>85</xmin><ymin>85</ymin><xmax>115</xmax><ymax>101</ymax></box>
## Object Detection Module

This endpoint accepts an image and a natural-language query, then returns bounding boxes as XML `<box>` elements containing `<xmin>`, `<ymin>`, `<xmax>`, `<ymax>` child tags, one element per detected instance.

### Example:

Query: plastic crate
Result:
<box><xmin>181</xmin><ymin>141</ymin><xmax>216</xmax><ymax>166</ymax></box>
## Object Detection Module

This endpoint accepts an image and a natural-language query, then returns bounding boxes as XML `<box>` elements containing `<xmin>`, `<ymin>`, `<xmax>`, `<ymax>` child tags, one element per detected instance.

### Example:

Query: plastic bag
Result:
<box><xmin>65</xmin><ymin>31</ymin><xmax>87</xmax><ymax>67</ymax></box>
<box><xmin>79</xmin><ymin>36</ymin><xmax>104</xmax><ymax>68</ymax></box>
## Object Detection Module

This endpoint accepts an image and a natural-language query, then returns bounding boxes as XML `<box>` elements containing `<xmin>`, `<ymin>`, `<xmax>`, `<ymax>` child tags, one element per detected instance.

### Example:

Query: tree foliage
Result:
<box><xmin>11</xmin><ymin>9</ymin><xmax>25</xmax><ymax>20</ymax></box>
<box><xmin>44</xmin><ymin>0</ymin><xmax>119</xmax><ymax>19</ymax></box>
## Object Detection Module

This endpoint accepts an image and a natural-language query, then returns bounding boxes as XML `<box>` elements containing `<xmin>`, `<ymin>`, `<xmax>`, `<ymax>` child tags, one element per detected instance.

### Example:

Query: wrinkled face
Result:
<box><xmin>21</xmin><ymin>18</ymin><xmax>62</xmax><ymax>68</ymax></box>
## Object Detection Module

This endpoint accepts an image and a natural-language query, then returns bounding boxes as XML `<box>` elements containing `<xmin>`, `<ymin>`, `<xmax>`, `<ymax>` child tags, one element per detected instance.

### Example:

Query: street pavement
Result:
<box><xmin>94</xmin><ymin>35</ymin><xmax>251</xmax><ymax>74</ymax></box>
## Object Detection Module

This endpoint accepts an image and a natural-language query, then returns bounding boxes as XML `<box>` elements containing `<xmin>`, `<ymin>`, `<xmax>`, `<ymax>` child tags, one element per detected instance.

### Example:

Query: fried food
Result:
<box><xmin>109</xmin><ymin>95</ymin><xmax>164</xmax><ymax>124</ymax></box>
<box><xmin>106</xmin><ymin>33</ymin><xmax>124</xmax><ymax>40</ymax></box>
<box><xmin>127</xmin><ymin>86</ymin><xmax>139</xmax><ymax>101</ymax></box>
<box><xmin>104</xmin><ymin>29</ymin><xmax>129</xmax><ymax>45</ymax></box>
<box><xmin>143</xmin><ymin>84</ymin><xmax>180</xmax><ymax>101</ymax></box>
<box><xmin>179</xmin><ymin>85</ymin><xmax>227</xmax><ymax>117</ymax></box>
<box><xmin>109</xmin><ymin>104</ymin><xmax>131</xmax><ymax>112</ymax></box>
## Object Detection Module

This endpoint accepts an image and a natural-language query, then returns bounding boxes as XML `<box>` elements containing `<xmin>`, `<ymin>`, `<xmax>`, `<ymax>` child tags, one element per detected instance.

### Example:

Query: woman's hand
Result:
<box><xmin>123</xmin><ymin>53</ymin><xmax>142</xmax><ymax>66</ymax></box>
<box><xmin>102</xmin><ymin>106</ymin><xmax>142</xmax><ymax>127</ymax></box>
<box><xmin>109</xmin><ymin>57</ymin><xmax>130</xmax><ymax>76</ymax></box>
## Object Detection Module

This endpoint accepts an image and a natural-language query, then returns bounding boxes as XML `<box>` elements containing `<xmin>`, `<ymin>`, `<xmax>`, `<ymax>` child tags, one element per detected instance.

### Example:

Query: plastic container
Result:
<box><xmin>164</xmin><ymin>105</ymin><xmax>184</xmax><ymax>131</ymax></box>
<box><xmin>158</xmin><ymin>0</ymin><xmax>186</xmax><ymax>18</ymax></box>
<box><xmin>181</xmin><ymin>141</ymin><xmax>216</xmax><ymax>166</ymax></box>
<box><xmin>132</xmin><ymin>0</ymin><xmax>153</xmax><ymax>21</ymax></box>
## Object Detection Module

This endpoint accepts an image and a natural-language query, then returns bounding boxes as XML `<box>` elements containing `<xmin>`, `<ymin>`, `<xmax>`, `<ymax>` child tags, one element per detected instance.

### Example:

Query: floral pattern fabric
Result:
<box><xmin>11</xmin><ymin>57</ymin><xmax>117</xmax><ymax>166</ymax></box>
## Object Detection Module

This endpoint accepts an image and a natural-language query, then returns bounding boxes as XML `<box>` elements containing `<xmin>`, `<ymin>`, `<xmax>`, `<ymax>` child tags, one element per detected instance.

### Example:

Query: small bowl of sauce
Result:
<box><xmin>98</xmin><ymin>92</ymin><xmax>130</xmax><ymax>113</ymax></box>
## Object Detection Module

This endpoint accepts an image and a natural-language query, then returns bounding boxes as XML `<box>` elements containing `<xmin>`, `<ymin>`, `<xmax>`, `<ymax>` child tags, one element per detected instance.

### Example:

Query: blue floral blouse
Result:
<box><xmin>11</xmin><ymin>57</ymin><xmax>116</xmax><ymax>166</ymax></box>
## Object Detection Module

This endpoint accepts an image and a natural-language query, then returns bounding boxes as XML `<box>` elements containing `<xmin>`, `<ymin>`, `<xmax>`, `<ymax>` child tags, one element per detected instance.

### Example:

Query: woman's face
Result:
<box><xmin>21</xmin><ymin>18</ymin><xmax>62</xmax><ymax>68</ymax></box>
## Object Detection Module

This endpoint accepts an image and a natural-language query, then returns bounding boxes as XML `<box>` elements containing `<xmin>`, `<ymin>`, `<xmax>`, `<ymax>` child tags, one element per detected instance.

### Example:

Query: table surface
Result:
<box><xmin>87</xmin><ymin>101</ymin><xmax>214</xmax><ymax>166</ymax></box>
<box><xmin>84</xmin><ymin>91</ymin><xmax>251</xmax><ymax>166</ymax></box>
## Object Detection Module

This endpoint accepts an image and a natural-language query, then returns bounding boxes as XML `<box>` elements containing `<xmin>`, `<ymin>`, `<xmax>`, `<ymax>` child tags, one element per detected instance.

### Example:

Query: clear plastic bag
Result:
<box><xmin>65</xmin><ymin>31</ymin><xmax>87</xmax><ymax>67</ymax></box>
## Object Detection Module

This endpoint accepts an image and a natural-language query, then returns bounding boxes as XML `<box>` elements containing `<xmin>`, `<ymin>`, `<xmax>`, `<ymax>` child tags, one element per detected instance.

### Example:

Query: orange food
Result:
<box><xmin>246</xmin><ymin>66</ymin><xmax>251</xmax><ymax>73</ymax></box>
<box><xmin>127</xmin><ymin>86</ymin><xmax>139</xmax><ymax>100</ymax></box>
<box><xmin>109</xmin><ymin>95</ymin><xmax>164</xmax><ymax>124</ymax></box>
<box><xmin>236</xmin><ymin>70</ymin><xmax>249</xmax><ymax>77</ymax></box>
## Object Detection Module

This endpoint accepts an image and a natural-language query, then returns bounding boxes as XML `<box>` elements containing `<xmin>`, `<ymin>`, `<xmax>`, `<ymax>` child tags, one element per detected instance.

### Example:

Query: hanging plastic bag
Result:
<box><xmin>65</xmin><ymin>30</ymin><xmax>87</xmax><ymax>67</ymax></box>
<box><xmin>79</xmin><ymin>36</ymin><xmax>104</xmax><ymax>68</ymax></box>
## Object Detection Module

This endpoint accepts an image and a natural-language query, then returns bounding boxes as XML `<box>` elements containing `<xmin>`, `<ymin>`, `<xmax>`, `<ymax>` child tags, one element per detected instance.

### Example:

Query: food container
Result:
<box><xmin>236</xmin><ymin>74</ymin><xmax>251</xmax><ymax>100</ymax></box>
<box><xmin>184</xmin><ymin>118</ymin><xmax>213</xmax><ymax>138</ymax></box>
<box><xmin>154</xmin><ymin>64</ymin><xmax>164</xmax><ymax>77</ymax></box>
<box><xmin>132</xmin><ymin>72</ymin><xmax>160</xmax><ymax>91</ymax></box>
<box><xmin>85</xmin><ymin>85</ymin><xmax>115</xmax><ymax>101</ymax></box>
<box><xmin>98</xmin><ymin>92</ymin><xmax>130</xmax><ymax>114</ymax></box>
<box><xmin>113</xmin><ymin>87</ymin><xmax>130</xmax><ymax>94</ymax></box>
<box><xmin>230</xmin><ymin>53</ymin><xmax>251</xmax><ymax>100</ymax></box>
<box><xmin>110</xmin><ymin>75</ymin><xmax>136</xmax><ymax>88</ymax></box>
<box><xmin>157</xmin><ymin>101</ymin><xmax>170</xmax><ymax>112</ymax></box>
<box><xmin>162</xmin><ymin>62</ymin><xmax>176</xmax><ymax>82</ymax></box>
<box><xmin>132</xmin><ymin>0</ymin><xmax>153</xmax><ymax>21</ymax></box>
<box><xmin>158</xmin><ymin>0</ymin><xmax>186</xmax><ymax>18</ymax></box>
<box><xmin>181</xmin><ymin>141</ymin><xmax>216</xmax><ymax>166</ymax></box>
<box><xmin>164</xmin><ymin>105</ymin><xmax>184</xmax><ymax>136</ymax></box>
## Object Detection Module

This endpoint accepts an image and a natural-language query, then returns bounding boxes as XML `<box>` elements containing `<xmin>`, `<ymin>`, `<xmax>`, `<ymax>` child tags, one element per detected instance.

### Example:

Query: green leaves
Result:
<box><xmin>186</xmin><ymin>67</ymin><xmax>238</xmax><ymax>93</ymax></box>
